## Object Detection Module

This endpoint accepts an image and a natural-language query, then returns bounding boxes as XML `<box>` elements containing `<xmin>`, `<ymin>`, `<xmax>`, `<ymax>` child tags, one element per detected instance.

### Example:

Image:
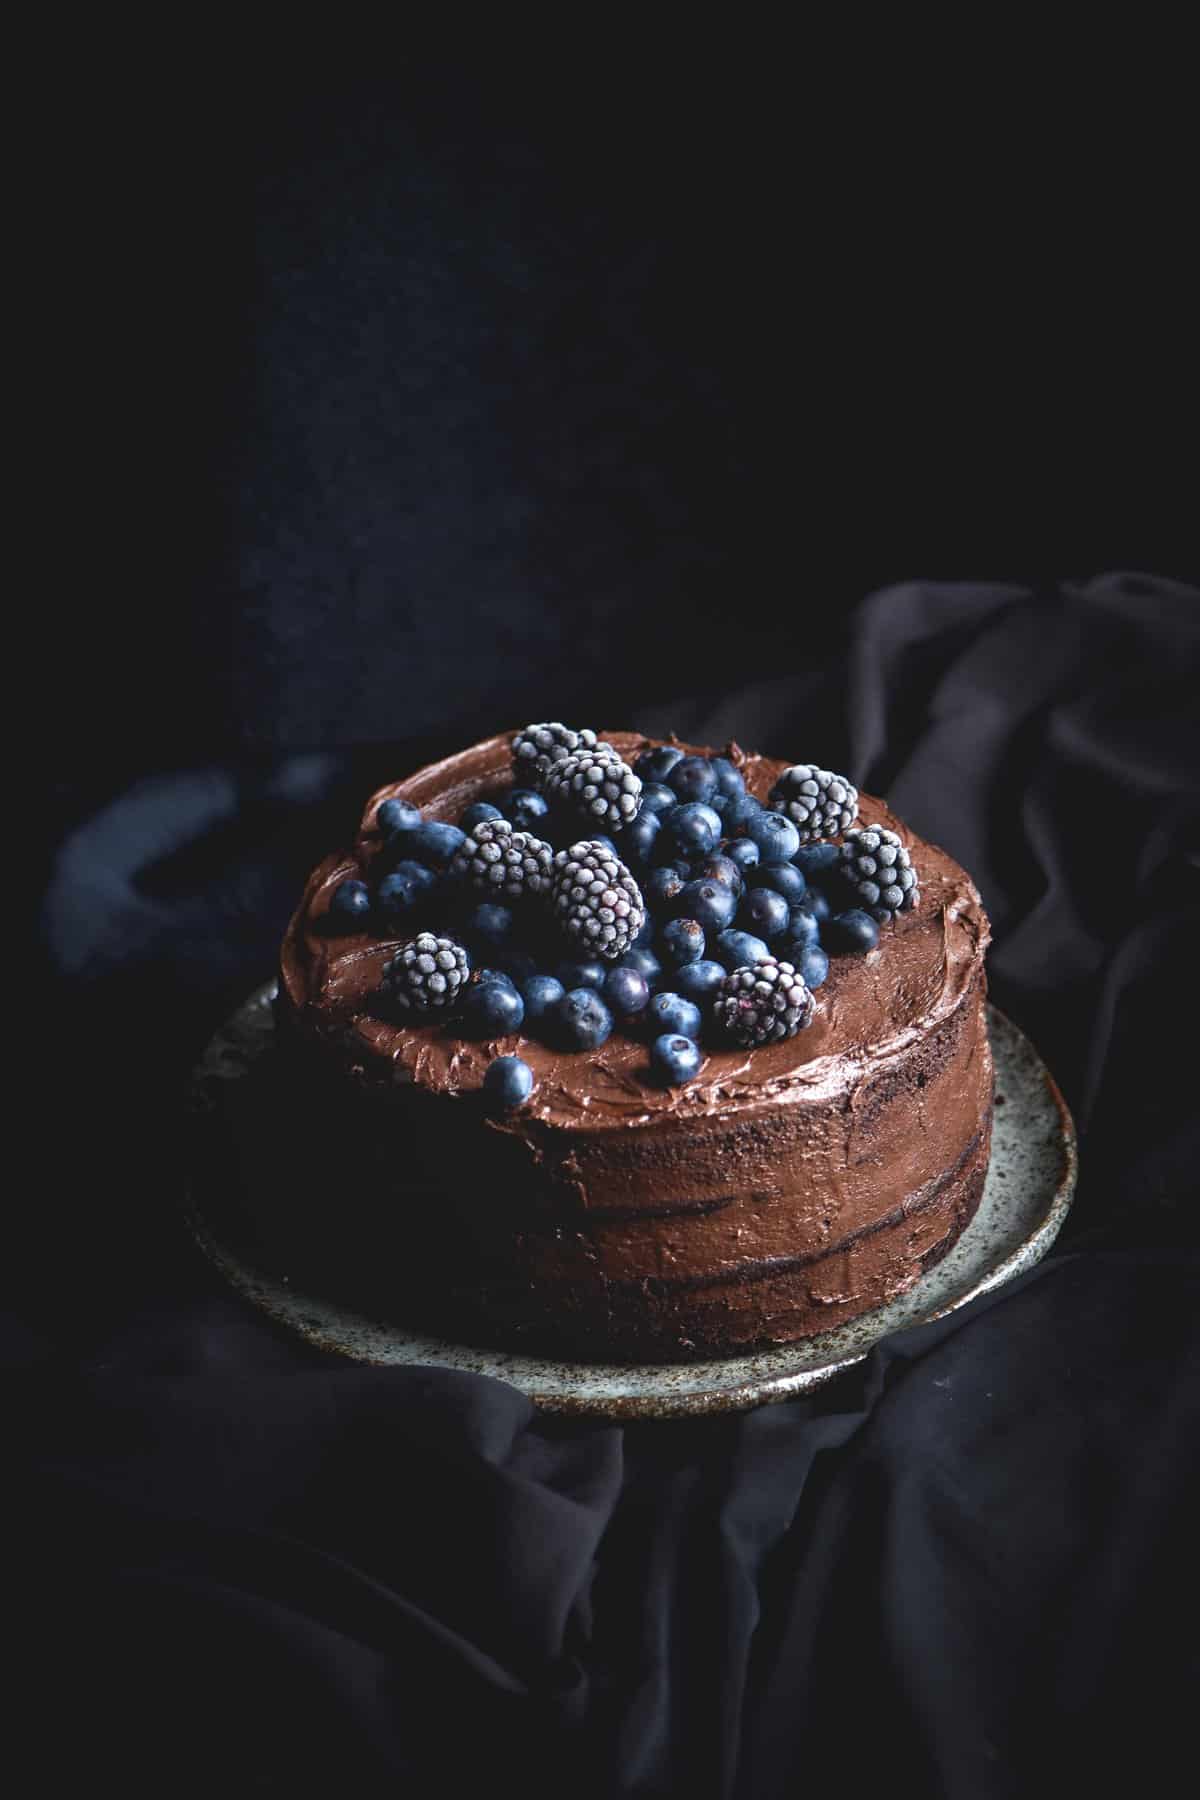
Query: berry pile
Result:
<box><xmin>323</xmin><ymin>726</ymin><xmax>917</xmax><ymax>1105</ymax></box>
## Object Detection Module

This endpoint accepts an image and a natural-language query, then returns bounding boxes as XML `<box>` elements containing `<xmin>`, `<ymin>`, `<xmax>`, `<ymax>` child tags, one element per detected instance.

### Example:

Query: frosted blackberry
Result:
<box><xmin>714</xmin><ymin>957</ymin><xmax>815</xmax><ymax>1046</ymax></box>
<box><xmin>840</xmin><ymin>827</ymin><xmax>919</xmax><ymax>921</ymax></box>
<box><xmin>550</xmin><ymin>840</ymin><xmax>646</xmax><ymax>960</ymax></box>
<box><xmin>767</xmin><ymin>764</ymin><xmax>859</xmax><ymax>842</ymax></box>
<box><xmin>545</xmin><ymin>745</ymin><xmax>643</xmax><ymax>831</ymax></box>
<box><xmin>512</xmin><ymin>721</ymin><xmax>599</xmax><ymax>786</ymax></box>
<box><xmin>449</xmin><ymin>817</ymin><xmax>554</xmax><ymax>898</ymax></box>
<box><xmin>381</xmin><ymin>932</ymin><xmax>470</xmax><ymax>1014</ymax></box>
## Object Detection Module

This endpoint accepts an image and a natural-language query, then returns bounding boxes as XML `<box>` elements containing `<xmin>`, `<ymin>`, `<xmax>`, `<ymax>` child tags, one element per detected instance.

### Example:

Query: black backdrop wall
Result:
<box><xmin>27</xmin><ymin>71</ymin><xmax>1200</xmax><ymax>1798</ymax></box>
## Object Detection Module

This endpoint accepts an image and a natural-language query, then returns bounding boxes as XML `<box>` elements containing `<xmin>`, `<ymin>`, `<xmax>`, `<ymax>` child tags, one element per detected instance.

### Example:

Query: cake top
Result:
<box><xmin>280</xmin><ymin>729</ymin><xmax>989</xmax><ymax>1132</ymax></box>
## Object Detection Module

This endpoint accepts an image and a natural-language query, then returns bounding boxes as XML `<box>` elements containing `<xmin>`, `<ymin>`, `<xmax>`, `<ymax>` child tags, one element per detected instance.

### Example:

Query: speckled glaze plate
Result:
<box><xmin>185</xmin><ymin>987</ymin><xmax>1076</xmax><ymax>1418</ymax></box>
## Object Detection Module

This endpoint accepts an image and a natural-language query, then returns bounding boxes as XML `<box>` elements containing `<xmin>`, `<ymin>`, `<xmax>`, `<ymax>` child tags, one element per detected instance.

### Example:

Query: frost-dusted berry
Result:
<box><xmin>673</xmin><ymin>958</ymin><xmax>726</xmax><ymax>1004</ymax></box>
<box><xmin>666</xmin><ymin>801</ymin><xmax>722</xmax><ymax>858</ymax></box>
<box><xmin>377</xmin><ymin>797</ymin><xmax>421</xmax><ymax>836</ymax></box>
<box><xmin>650</xmin><ymin>1033</ymin><xmax>703</xmax><ymax>1086</ymax></box>
<box><xmin>329</xmin><ymin>878</ymin><xmax>371</xmax><ymax>927</ymax></box>
<box><xmin>660</xmin><ymin>916</ymin><xmax>706</xmax><ymax>968</ymax></box>
<box><xmin>460</xmin><ymin>800</ymin><xmax>503</xmax><ymax>833</ymax></box>
<box><xmin>714</xmin><ymin>928</ymin><xmax>772</xmax><ymax>971</ymax></box>
<box><xmin>738</xmin><ymin>887</ymin><xmax>790</xmax><ymax>941</ymax></box>
<box><xmin>840</xmin><ymin>827</ymin><xmax>919</xmax><ymax>921</ymax></box>
<box><xmin>648</xmin><ymin>991</ymin><xmax>703</xmax><ymax>1040</ymax></box>
<box><xmin>679</xmin><ymin>878</ymin><xmax>737</xmax><ymax>934</ymax></box>
<box><xmin>558</xmin><ymin>987</ymin><xmax>614</xmax><ymax>1050</ymax></box>
<box><xmin>483</xmin><ymin>1055</ymin><xmax>534</xmax><ymax>1109</ymax></box>
<box><xmin>668</xmin><ymin>755</ymin><xmax>718</xmax><ymax>805</ymax></box>
<box><xmin>381</xmin><ymin>932</ymin><xmax>470</xmax><ymax>1014</ymax></box>
<box><xmin>512</xmin><ymin>721</ymin><xmax>599</xmax><ymax>786</ymax></box>
<box><xmin>546</xmin><ymin>746</ymin><xmax>643</xmax><ymax>831</ymax></box>
<box><xmin>450</xmin><ymin>817</ymin><xmax>554</xmax><ymax>899</ymax></box>
<box><xmin>768</xmin><ymin>764</ymin><xmax>859</xmax><ymax>842</ymax></box>
<box><xmin>634</xmin><ymin>744</ymin><xmax>684</xmax><ymax>783</ymax></box>
<box><xmin>825</xmin><ymin>908</ymin><xmax>880</xmax><ymax>955</ymax></box>
<box><xmin>550</xmin><ymin>840</ymin><xmax>646</xmax><ymax>960</ymax></box>
<box><xmin>714</xmin><ymin>958</ymin><xmax>814</xmax><ymax>1046</ymax></box>
<box><xmin>462</xmin><ymin>977</ymin><xmax>525</xmax><ymax>1036</ymax></box>
<box><xmin>744</xmin><ymin>811</ymin><xmax>800</xmax><ymax>863</ymax></box>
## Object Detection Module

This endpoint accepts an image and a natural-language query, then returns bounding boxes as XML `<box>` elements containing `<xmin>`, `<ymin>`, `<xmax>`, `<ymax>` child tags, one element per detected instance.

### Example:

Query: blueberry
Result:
<box><xmin>483</xmin><ymin>1055</ymin><xmax>534</xmax><ymax>1108</ymax></box>
<box><xmin>476</xmin><ymin>967</ymin><xmax>519</xmax><ymax>993</ymax></box>
<box><xmin>619</xmin><ymin>946</ymin><xmax>663</xmax><ymax>987</ymax></box>
<box><xmin>520</xmin><ymin>973</ymin><xmax>566</xmax><ymax>1025</ymax></box>
<box><xmin>506</xmin><ymin>788</ymin><xmax>549</xmax><ymax>832</ymax></box>
<box><xmin>558</xmin><ymin>987</ymin><xmax>614</xmax><ymax>1051</ymax></box>
<box><xmin>377</xmin><ymin>797</ymin><xmax>421</xmax><ymax>835</ymax></box>
<box><xmin>714</xmin><ymin>929</ymin><xmax>771</xmax><ymax>970</ymax></box>
<box><xmin>605</xmin><ymin>964</ymin><xmax>651</xmax><ymax>1016</ymax></box>
<box><xmin>466</xmin><ymin>901</ymin><xmax>514</xmax><ymax>947</ymax></box>
<box><xmin>825</xmin><ymin>908</ymin><xmax>881</xmax><ymax>955</ymax></box>
<box><xmin>660</xmin><ymin>917</ymin><xmax>706</xmax><ymax>968</ymax></box>
<box><xmin>491</xmin><ymin>949</ymin><xmax>538</xmax><ymax>985</ymax></box>
<box><xmin>724</xmin><ymin>792</ymin><xmax>764</xmax><ymax>833</ymax></box>
<box><xmin>460</xmin><ymin>800</ymin><xmax>503</xmax><ymax>832</ymax></box>
<box><xmin>668</xmin><ymin>802</ymin><xmax>722</xmax><ymax>858</ymax></box>
<box><xmin>639</xmin><ymin>782</ymin><xmax>679</xmax><ymax>818</ymax></box>
<box><xmin>376</xmin><ymin>867</ymin><xmax>430</xmax><ymax>920</ymax></box>
<box><xmin>650</xmin><ymin>1033</ymin><xmax>703</xmax><ymax>1087</ymax></box>
<box><xmin>668</xmin><ymin>755</ymin><xmax>718</xmax><ymax>805</ymax></box>
<box><xmin>745</xmin><ymin>811</ymin><xmax>800</xmax><ymax>863</ymax></box>
<box><xmin>723</xmin><ymin>836</ymin><xmax>761</xmax><ymax>872</ymax></box>
<box><xmin>798</xmin><ymin>944</ymin><xmax>830</xmax><ymax>988</ymax></box>
<box><xmin>782</xmin><ymin>906</ymin><xmax>821</xmax><ymax>950</ymax></box>
<box><xmin>679</xmin><ymin>879</ymin><xmax>738</xmax><ymax>934</ymax></box>
<box><xmin>329</xmin><ymin>878</ymin><xmax>371</xmax><ymax>927</ymax></box>
<box><xmin>623</xmin><ymin>810</ymin><xmax>661</xmax><ymax>865</ymax></box>
<box><xmin>738</xmin><ymin>887</ymin><xmax>790</xmax><ymax>940</ymax></box>
<box><xmin>632</xmin><ymin>912</ymin><xmax>656</xmax><ymax>947</ymax></box>
<box><xmin>557</xmin><ymin>957</ymin><xmax>607</xmax><ymax>993</ymax></box>
<box><xmin>647</xmin><ymin>992</ymin><xmax>703</xmax><ymax>1039</ymax></box>
<box><xmin>407</xmin><ymin>821</ymin><xmax>467</xmax><ymax>867</ymax></box>
<box><xmin>693</xmin><ymin>853</ymin><xmax>744</xmax><ymax>897</ymax></box>
<box><xmin>674</xmin><ymin>959</ymin><xmax>726</xmax><ymax>1003</ymax></box>
<box><xmin>746</xmin><ymin>860</ymin><xmax>807</xmax><ymax>904</ymax></box>
<box><xmin>708</xmin><ymin>757</ymin><xmax>746</xmax><ymax>804</ymax></box>
<box><xmin>794</xmin><ymin>888</ymin><xmax>832</xmax><ymax>926</ymax></box>
<box><xmin>463</xmin><ymin>979</ymin><xmax>525</xmax><ymax>1036</ymax></box>
<box><xmin>635</xmin><ymin>745</ymin><xmax>684</xmax><ymax>782</ymax></box>
<box><xmin>645</xmin><ymin>866</ymin><xmax>687</xmax><ymax>910</ymax></box>
<box><xmin>794</xmin><ymin>842</ymin><xmax>842</xmax><ymax>879</ymax></box>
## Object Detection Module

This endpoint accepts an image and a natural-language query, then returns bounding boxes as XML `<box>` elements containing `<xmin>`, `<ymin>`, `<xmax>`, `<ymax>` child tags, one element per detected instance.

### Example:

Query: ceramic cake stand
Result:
<box><xmin>185</xmin><ymin>986</ymin><xmax>1077</xmax><ymax>1419</ymax></box>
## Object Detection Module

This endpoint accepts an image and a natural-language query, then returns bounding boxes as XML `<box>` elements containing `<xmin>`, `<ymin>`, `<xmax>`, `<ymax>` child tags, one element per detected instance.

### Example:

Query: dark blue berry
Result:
<box><xmin>558</xmin><ymin>987</ymin><xmax>613</xmax><ymax>1051</ymax></box>
<box><xmin>557</xmin><ymin>957</ymin><xmax>608</xmax><ymax>992</ymax></box>
<box><xmin>377</xmin><ymin>797</ymin><xmax>421</xmax><ymax>835</ymax></box>
<box><xmin>679</xmin><ymin>879</ymin><xmax>738</xmax><ymax>933</ymax></box>
<box><xmin>632</xmin><ymin>912</ymin><xmax>656</xmax><ymax>947</ymax></box>
<box><xmin>794</xmin><ymin>888</ymin><xmax>832</xmax><ymax>925</ymax></box>
<box><xmin>693</xmin><ymin>853</ymin><xmax>744</xmax><ymax>896</ymax></box>
<box><xmin>714</xmin><ymin>929</ymin><xmax>772</xmax><ymax>970</ymax></box>
<box><xmin>668</xmin><ymin>802</ymin><xmax>722</xmax><ymax>857</ymax></box>
<box><xmin>460</xmin><ymin>800</ymin><xmax>503</xmax><ymax>832</ymax></box>
<box><xmin>604</xmin><ymin>964</ymin><xmax>651</xmax><ymax>1016</ymax></box>
<box><xmin>782</xmin><ymin>906</ymin><xmax>821</xmax><ymax>951</ymax></box>
<box><xmin>825</xmin><ymin>908</ymin><xmax>881</xmax><ymax>955</ymax></box>
<box><xmin>635</xmin><ymin>745</ymin><xmax>684</xmax><ymax>782</ymax></box>
<box><xmin>724</xmin><ymin>836</ymin><xmax>761</xmax><ymax>872</ymax></box>
<box><xmin>520</xmin><ymin>973</ymin><xmax>566</xmax><ymax>1025</ymax></box>
<box><xmin>329</xmin><ymin>878</ymin><xmax>371</xmax><ymax>927</ymax></box>
<box><xmin>490</xmin><ymin>949</ymin><xmax>538</xmax><ymax>985</ymax></box>
<box><xmin>660</xmin><ymin>917</ymin><xmax>706</xmax><ymax>967</ymax></box>
<box><xmin>506</xmin><ymin>788</ymin><xmax>550</xmax><ymax>832</ymax></box>
<box><xmin>466</xmin><ymin>902</ymin><xmax>514</xmax><ymax>947</ymax></box>
<box><xmin>739</xmin><ymin>887</ymin><xmax>790</xmax><ymax>940</ymax></box>
<box><xmin>724</xmin><ymin>792</ymin><xmax>764</xmax><ymax>833</ymax></box>
<box><xmin>647</xmin><ymin>992</ymin><xmax>703</xmax><ymax>1039</ymax></box>
<box><xmin>463</xmin><ymin>978</ymin><xmax>525</xmax><ymax>1036</ymax></box>
<box><xmin>623</xmin><ymin>810</ymin><xmax>662</xmax><ymax>865</ymax></box>
<box><xmin>745</xmin><ymin>811</ymin><xmax>800</xmax><ymax>863</ymax></box>
<box><xmin>668</xmin><ymin>755</ymin><xmax>718</xmax><ymax>805</ymax></box>
<box><xmin>746</xmin><ymin>860</ymin><xmax>807</xmax><ymax>904</ymax></box>
<box><xmin>797</xmin><ymin>944</ymin><xmax>830</xmax><ymax>988</ymax></box>
<box><xmin>794</xmin><ymin>842</ymin><xmax>842</xmax><ymax>879</ymax></box>
<box><xmin>708</xmin><ymin>757</ymin><xmax>746</xmax><ymax>804</ymax></box>
<box><xmin>674</xmin><ymin>959</ymin><xmax>726</xmax><ymax>1003</ymax></box>
<box><xmin>376</xmin><ymin>867</ymin><xmax>432</xmax><ymax>920</ymax></box>
<box><xmin>645</xmin><ymin>866</ymin><xmax>687</xmax><ymax>910</ymax></box>
<box><xmin>650</xmin><ymin>1033</ymin><xmax>703</xmax><ymax>1086</ymax></box>
<box><xmin>476</xmin><ymin>967</ymin><xmax>519</xmax><ymax>992</ymax></box>
<box><xmin>639</xmin><ymin>782</ymin><xmax>679</xmax><ymax>818</ymax></box>
<box><xmin>619</xmin><ymin>946</ymin><xmax>663</xmax><ymax>987</ymax></box>
<box><xmin>406</xmin><ymin>821</ymin><xmax>467</xmax><ymax>867</ymax></box>
<box><xmin>483</xmin><ymin>1055</ymin><xmax>534</xmax><ymax>1108</ymax></box>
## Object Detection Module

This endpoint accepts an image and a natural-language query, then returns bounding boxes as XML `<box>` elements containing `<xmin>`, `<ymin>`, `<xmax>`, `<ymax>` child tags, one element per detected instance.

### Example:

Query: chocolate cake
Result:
<box><xmin>270</xmin><ymin>729</ymin><xmax>993</xmax><ymax>1361</ymax></box>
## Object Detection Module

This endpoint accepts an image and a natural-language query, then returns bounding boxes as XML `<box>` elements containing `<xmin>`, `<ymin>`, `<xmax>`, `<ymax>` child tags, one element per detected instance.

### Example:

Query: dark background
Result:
<box><xmin>25</xmin><ymin>69</ymin><xmax>1200</xmax><ymax>1796</ymax></box>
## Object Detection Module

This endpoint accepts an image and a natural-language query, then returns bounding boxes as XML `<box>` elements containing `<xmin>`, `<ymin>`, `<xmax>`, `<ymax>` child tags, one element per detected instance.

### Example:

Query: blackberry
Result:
<box><xmin>545</xmin><ymin>745</ymin><xmax>643</xmax><ymax>831</ymax></box>
<box><xmin>449</xmin><ymin>817</ymin><xmax>554</xmax><ymax>898</ymax></box>
<box><xmin>381</xmin><ymin>932</ymin><xmax>470</xmax><ymax>1014</ymax></box>
<box><xmin>550</xmin><ymin>841</ymin><xmax>646</xmax><ymax>960</ymax></box>
<box><xmin>768</xmin><ymin>764</ymin><xmax>859</xmax><ymax>841</ymax></box>
<box><xmin>512</xmin><ymin>721</ymin><xmax>599</xmax><ymax>786</ymax></box>
<box><xmin>839</xmin><ymin>827</ymin><xmax>919</xmax><ymax>921</ymax></box>
<box><xmin>714</xmin><ymin>958</ymin><xmax>814</xmax><ymax>1046</ymax></box>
